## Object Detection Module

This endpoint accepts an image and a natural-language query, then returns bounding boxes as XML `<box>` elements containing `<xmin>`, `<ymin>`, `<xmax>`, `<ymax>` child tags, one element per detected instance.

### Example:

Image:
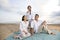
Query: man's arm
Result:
<box><xmin>42</xmin><ymin>21</ymin><xmax>55</xmax><ymax>35</ymax></box>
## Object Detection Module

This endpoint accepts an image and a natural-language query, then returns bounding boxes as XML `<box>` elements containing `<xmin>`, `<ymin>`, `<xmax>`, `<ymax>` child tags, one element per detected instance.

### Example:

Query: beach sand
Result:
<box><xmin>0</xmin><ymin>24</ymin><xmax>60</xmax><ymax>40</ymax></box>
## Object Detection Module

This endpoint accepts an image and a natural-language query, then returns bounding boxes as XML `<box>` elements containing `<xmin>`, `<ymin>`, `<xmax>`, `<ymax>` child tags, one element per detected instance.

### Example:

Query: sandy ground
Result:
<box><xmin>0</xmin><ymin>24</ymin><xmax>60</xmax><ymax>40</ymax></box>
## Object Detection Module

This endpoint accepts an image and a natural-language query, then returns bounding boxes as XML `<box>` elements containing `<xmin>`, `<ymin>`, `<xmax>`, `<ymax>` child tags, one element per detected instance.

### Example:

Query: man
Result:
<box><xmin>31</xmin><ymin>14</ymin><xmax>55</xmax><ymax>34</ymax></box>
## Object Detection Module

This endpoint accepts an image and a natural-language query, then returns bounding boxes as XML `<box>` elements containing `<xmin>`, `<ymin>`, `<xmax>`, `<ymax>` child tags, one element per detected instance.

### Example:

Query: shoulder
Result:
<box><xmin>31</xmin><ymin>12</ymin><xmax>35</xmax><ymax>15</ymax></box>
<box><xmin>39</xmin><ymin>20</ymin><xmax>42</xmax><ymax>22</ymax></box>
<box><xmin>39</xmin><ymin>20</ymin><xmax>47</xmax><ymax>23</ymax></box>
<box><xmin>20</xmin><ymin>21</ymin><xmax>23</xmax><ymax>24</ymax></box>
<box><xmin>38</xmin><ymin>20</ymin><xmax>43</xmax><ymax>23</ymax></box>
<box><xmin>31</xmin><ymin>20</ymin><xmax>35</xmax><ymax>23</ymax></box>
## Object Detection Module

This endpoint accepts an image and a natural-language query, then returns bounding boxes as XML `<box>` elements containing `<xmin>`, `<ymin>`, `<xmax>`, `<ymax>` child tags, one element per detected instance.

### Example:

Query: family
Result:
<box><xmin>14</xmin><ymin>5</ymin><xmax>55</xmax><ymax>40</ymax></box>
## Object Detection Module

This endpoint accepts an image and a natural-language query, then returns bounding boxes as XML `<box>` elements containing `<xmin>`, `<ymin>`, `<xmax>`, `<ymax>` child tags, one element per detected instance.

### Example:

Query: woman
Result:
<box><xmin>25</xmin><ymin>5</ymin><xmax>35</xmax><ymax>26</ymax></box>
<box><xmin>14</xmin><ymin>15</ymin><xmax>31</xmax><ymax>39</ymax></box>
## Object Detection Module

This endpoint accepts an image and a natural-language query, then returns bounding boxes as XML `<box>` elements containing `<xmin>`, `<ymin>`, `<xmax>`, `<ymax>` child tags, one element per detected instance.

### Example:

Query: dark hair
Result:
<box><xmin>35</xmin><ymin>14</ymin><xmax>39</xmax><ymax>17</ymax></box>
<box><xmin>22</xmin><ymin>15</ymin><xmax>25</xmax><ymax>21</ymax></box>
<box><xmin>27</xmin><ymin>5</ymin><xmax>31</xmax><ymax>9</ymax></box>
<box><xmin>22</xmin><ymin>15</ymin><xmax>28</xmax><ymax>21</ymax></box>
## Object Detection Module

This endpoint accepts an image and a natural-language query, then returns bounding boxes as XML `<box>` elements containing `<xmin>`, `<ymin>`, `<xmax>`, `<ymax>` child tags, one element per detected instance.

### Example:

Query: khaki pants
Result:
<box><xmin>38</xmin><ymin>25</ymin><xmax>51</xmax><ymax>34</ymax></box>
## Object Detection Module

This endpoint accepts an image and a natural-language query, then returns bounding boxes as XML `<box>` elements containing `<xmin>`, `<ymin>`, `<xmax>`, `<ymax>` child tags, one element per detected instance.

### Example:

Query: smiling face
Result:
<box><xmin>27</xmin><ymin>5</ymin><xmax>32</xmax><ymax>11</ymax></box>
<box><xmin>35</xmin><ymin>14</ymin><xmax>39</xmax><ymax>20</ymax></box>
<box><xmin>22</xmin><ymin>15</ymin><xmax>28</xmax><ymax>21</ymax></box>
<box><xmin>24</xmin><ymin>16</ymin><xmax>27</xmax><ymax>21</ymax></box>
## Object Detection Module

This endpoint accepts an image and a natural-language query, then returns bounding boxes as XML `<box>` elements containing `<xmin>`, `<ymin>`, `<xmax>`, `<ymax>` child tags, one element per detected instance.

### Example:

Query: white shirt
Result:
<box><xmin>20</xmin><ymin>21</ymin><xmax>29</xmax><ymax>32</ymax></box>
<box><xmin>25</xmin><ymin>12</ymin><xmax>35</xmax><ymax>21</ymax></box>
<box><xmin>31</xmin><ymin>20</ymin><xmax>52</xmax><ymax>34</ymax></box>
<box><xmin>31</xmin><ymin>20</ymin><xmax>43</xmax><ymax>33</ymax></box>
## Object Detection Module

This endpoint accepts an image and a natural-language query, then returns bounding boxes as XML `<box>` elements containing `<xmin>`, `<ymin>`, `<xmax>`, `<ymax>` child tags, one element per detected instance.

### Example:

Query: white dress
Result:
<box><xmin>20</xmin><ymin>21</ymin><xmax>31</xmax><ymax>37</ymax></box>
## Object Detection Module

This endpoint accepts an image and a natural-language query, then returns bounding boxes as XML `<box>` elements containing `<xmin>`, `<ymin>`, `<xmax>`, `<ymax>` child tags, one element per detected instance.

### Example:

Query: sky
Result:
<box><xmin>0</xmin><ymin>0</ymin><xmax>60</xmax><ymax>24</ymax></box>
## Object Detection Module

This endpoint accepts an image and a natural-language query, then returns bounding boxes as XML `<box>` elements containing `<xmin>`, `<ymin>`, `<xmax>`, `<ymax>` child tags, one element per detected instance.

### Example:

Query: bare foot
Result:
<box><xmin>50</xmin><ymin>32</ymin><xmax>56</xmax><ymax>35</ymax></box>
<box><xmin>14</xmin><ymin>35</ymin><xmax>19</xmax><ymax>39</ymax></box>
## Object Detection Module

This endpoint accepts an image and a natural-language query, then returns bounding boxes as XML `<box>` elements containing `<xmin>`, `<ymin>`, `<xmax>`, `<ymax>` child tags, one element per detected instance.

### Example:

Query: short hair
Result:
<box><xmin>35</xmin><ymin>14</ymin><xmax>39</xmax><ymax>17</ymax></box>
<box><xmin>27</xmin><ymin>5</ymin><xmax>31</xmax><ymax>9</ymax></box>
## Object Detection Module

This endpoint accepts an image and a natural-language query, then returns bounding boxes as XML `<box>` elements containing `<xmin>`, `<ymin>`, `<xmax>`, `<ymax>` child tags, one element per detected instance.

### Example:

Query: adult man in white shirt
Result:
<box><xmin>31</xmin><ymin>14</ymin><xmax>55</xmax><ymax>34</ymax></box>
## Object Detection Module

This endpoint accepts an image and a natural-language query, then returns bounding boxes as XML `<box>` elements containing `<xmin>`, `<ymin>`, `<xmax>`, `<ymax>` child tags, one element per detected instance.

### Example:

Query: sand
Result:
<box><xmin>0</xmin><ymin>24</ymin><xmax>60</xmax><ymax>40</ymax></box>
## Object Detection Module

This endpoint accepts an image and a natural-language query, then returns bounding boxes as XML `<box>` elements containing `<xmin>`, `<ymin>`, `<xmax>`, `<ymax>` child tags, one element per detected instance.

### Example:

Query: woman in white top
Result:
<box><xmin>14</xmin><ymin>15</ymin><xmax>31</xmax><ymax>39</ymax></box>
<box><xmin>20</xmin><ymin>15</ymin><xmax>31</xmax><ymax>37</ymax></box>
<box><xmin>31</xmin><ymin>14</ymin><xmax>55</xmax><ymax>34</ymax></box>
<box><xmin>25</xmin><ymin>5</ymin><xmax>35</xmax><ymax>26</ymax></box>
<box><xmin>26</xmin><ymin>5</ymin><xmax>34</xmax><ymax>21</ymax></box>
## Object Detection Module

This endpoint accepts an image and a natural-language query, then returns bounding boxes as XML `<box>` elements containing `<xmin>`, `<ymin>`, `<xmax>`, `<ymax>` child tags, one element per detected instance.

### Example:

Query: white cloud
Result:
<box><xmin>0</xmin><ymin>0</ymin><xmax>60</xmax><ymax>24</ymax></box>
<box><xmin>0</xmin><ymin>0</ymin><xmax>10</xmax><ymax>8</ymax></box>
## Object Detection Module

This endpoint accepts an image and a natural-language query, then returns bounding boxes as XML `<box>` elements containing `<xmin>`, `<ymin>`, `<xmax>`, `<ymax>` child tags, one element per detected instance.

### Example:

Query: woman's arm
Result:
<box><xmin>20</xmin><ymin>22</ymin><xmax>28</xmax><ymax>34</ymax></box>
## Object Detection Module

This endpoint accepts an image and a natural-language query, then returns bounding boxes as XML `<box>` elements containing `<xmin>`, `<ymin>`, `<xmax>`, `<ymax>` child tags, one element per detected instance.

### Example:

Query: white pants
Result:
<box><xmin>38</xmin><ymin>25</ymin><xmax>52</xmax><ymax>34</ymax></box>
<box><xmin>21</xmin><ymin>31</ymin><xmax>31</xmax><ymax>37</ymax></box>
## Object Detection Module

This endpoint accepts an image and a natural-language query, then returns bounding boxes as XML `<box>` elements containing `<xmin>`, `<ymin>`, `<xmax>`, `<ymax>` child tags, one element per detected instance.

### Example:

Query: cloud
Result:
<box><xmin>48</xmin><ymin>16</ymin><xmax>60</xmax><ymax>24</ymax></box>
<box><xmin>52</xmin><ymin>11</ymin><xmax>60</xmax><ymax>17</ymax></box>
<box><xmin>0</xmin><ymin>0</ymin><xmax>60</xmax><ymax>24</ymax></box>
<box><xmin>0</xmin><ymin>0</ymin><xmax>10</xmax><ymax>9</ymax></box>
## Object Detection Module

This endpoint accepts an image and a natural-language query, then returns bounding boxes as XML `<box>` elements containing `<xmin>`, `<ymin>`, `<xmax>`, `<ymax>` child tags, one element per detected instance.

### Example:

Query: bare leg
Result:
<box><xmin>43</xmin><ymin>24</ymin><xmax>55</xmax><ymax>35</ymax></box>
<box><xmin>30</xmin><ymin>28</ymin><xmax>34</xmax><ymax>36</ymax></box>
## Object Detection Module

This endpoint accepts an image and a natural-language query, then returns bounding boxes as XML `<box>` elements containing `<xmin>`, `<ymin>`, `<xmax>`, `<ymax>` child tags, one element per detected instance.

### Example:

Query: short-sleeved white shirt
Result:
<box><xmin>31</xmin><ymin>20</ymin><xmax>43</xmax><ymax>33</ymax></box>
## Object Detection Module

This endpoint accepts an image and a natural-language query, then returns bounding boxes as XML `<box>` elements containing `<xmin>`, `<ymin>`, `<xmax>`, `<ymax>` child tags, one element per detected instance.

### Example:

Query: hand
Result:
<box><xmin>23</xmin><ymin>30</ymin><xmax>27</xmax><ymax>34</ymax></box>
<box><xmin>25</xmin><ymin>32</ymin><xmax>27</xmax><ymax>34</ymax></box>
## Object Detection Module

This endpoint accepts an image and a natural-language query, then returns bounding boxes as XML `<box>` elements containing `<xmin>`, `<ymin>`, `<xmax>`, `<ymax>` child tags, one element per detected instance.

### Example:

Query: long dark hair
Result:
<box><xmin>22</xmin><ymin>15</ymin><xmax>28</xmax><ymax>21</ymax></box>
